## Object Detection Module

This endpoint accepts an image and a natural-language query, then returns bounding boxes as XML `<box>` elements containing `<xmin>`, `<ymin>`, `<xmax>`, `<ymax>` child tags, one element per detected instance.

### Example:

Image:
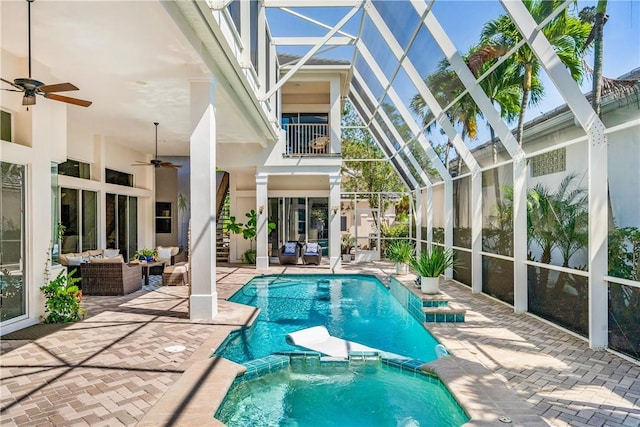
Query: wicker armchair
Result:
<box><xmin>302</xmin><ymin>243</ymin><xmax>322</xmax><ymax>265</ymax></box>
<box><xmin>80</xmin><ymin>262</ymin><xmax>142</xmax><ymax>295</ymax></box>
<box><xmin>279</xmin><ymin>242</ymin><xmax>299</xmax><ymax>265</ymax></box>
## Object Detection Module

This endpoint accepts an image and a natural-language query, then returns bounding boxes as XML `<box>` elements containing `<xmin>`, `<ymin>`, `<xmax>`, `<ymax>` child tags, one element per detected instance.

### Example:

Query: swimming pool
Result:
<box><xmin>216</xmin><ymin>274</ymin><xmax>439</xmax><ymax>363</ymax></box>
<box><xmin>217</xmin><ymin>356</ymin><xmax>469</xmax><ymax>427</ymax></box>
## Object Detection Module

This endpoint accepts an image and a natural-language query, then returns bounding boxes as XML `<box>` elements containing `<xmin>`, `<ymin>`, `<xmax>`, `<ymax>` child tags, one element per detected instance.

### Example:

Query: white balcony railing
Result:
<box><xmin>283</xmin><ymin>123</ymin><xmax>331</xmax><ymax>156</ymax></box>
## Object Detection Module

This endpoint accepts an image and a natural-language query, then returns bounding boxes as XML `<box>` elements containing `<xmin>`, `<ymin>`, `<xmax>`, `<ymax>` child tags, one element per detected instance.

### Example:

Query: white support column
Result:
<box><xmin>512</xmin><ymin>157</ymin><xmax>528</xmax><ymax>313</ymax></box>
<box><xmin>257</xmin><ymin>3</ymin><xmax>266</xmax><ymax>97</ymax></box>
<box><xmin>444</xmin><ymin>179</ymin><xmax>453</xmax><ymax>279</ymax></box>
<box><xmin>471</xmin><ymin>169</ymin><xmax>483</xmax><ymax>293</ymax></box>
<box><xmin>501</xmin><ymin>0</ymin><xmax>608</xmax><ymax>347</ymax></box>
<box><xmin>189</xmin><ymin>80</ymin><xmax>218</xmax><ymax>320</ymax></box>
<box><xmin>240</xmin><ymin>1</ymin><xmax>251</xmax><ymax>67</ymax></box>
<box><xmin>426</xmin><ymin>186</ymin><xmax>433</xmax><ymax>250</ymax></box>
<box><xmin>256</xmin><ymin>173</ymin><xmax>269</xmax><ymax>270</ymax></box>
<box><xmin>330</xmin><ymin>77</ymin><xmax>342</xmax><ymax>155</ymax></box>
<box><xmin>415</xmin><ymin>190</ymin><xmax>422</xmax><ymax>246</ymax></box>
<box><xmin>329</xmin><ymin>172</ymin><xmax>341</xmax><ymax>270</ymax></box>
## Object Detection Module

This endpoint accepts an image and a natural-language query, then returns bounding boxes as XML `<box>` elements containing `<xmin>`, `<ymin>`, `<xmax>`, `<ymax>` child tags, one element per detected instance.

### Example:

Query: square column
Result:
<box><xmin>329</xmin><ymin>172</ymin><xmax>341</xmax><ymax>270</ymax></box>
<box><xmin>189</xmin><ymin>80</ymin><xmax>218</xmax><ymax>320</ymax></box>
<box><xmin>256</xmin><ymin>173</ymin><xmax>269</xmax><ymax>270</ymax></box>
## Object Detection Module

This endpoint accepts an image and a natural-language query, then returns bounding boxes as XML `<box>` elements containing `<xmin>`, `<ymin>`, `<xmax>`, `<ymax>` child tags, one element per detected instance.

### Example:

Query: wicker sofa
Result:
<box><xmin>79</xmin><ymin>262</ymin><xmax>142</xmax><ymax>296</ymax></box>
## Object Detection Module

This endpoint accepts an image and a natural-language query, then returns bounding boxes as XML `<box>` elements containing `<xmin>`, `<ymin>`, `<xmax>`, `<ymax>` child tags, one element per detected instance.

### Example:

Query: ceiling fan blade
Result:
<box><xmin>131</xmin><ymin>163</ymin><xmax>153</xmax><ymax>167</ymax></box>
<box><xmin>39</xmin><ymin>82</ymin><xmax>79</xmax><ymax>93</ymax></box>
<box><xmin>1</xmin><ymin>77</ymin><xmax>23</xmax><ymax>90</ymax></box>
<box><xmin>1</xmin><ymin>88</ymin><xmax>24</xmax><ymax>93</ymax></box>
<box><xmin>163</xmin><ymin>163</ymin><xmax>182</xmax><ymax>168</ymax></box>
<box><xmin>43</xmin><ymin>93</ymin><xmax>92</xmax><ymax>107</ymax></box>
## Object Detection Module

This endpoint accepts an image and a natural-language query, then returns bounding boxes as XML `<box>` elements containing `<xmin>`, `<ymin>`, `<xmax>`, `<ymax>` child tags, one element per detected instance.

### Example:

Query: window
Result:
<box><xmin>1</xmin><ymin>162</ymin><xmax>26</xmax><ymax>322</ymax></box>
<box><xmin>155</xmin><ymin>202</ymin><xmax>172</xmax><ymax>234</ymax></box>
<box><xmin>531</xmin><ymin>148</ymin><xmax>566</xmax><ymax>177</ymax></box>
<box><xmin>105</xmin><ymin>168</ymin><xmax>133</xmax><ymax>187</ymax></box>
<box><xmin>58</xmin><ymin>159</ymin><xmax>91</xmax><ymax>179</ymax></box>
<box><xmin>1</xmin><ymin>110</ymin><xmax>11</xmax><ymax>142</ymax></box>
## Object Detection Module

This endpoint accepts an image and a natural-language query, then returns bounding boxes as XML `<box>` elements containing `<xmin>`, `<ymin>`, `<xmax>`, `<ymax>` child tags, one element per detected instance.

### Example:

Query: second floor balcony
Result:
<box><xmin>283</xmin><ymin>123</ymin><xmax>338</xmax><ymax>157</ymax></box>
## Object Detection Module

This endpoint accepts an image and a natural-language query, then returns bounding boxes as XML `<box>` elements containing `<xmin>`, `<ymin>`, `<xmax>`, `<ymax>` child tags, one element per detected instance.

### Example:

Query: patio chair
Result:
<box><xmin>309</xmin><ymin>136</ymin><xmax>329</xmax><ymax>154</ymax></box>
<box><xmin>279</xmin><ymin>241</ymin><xmax>299</xmax><ymax>265</ymax></box>
<box><xmin>302</xmin><ymin>242</ymin><xmax>322</xmax><ymax>265</ymax></box>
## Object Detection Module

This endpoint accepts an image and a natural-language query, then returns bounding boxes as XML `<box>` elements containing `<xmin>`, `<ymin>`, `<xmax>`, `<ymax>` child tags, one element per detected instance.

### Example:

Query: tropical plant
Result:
<box><xmin>528</xmin><ymin>174</ymin><xmax>588</xmax><ymax>268</ymax></box>
<box><xmin>410</xmin><ymin>247</ymin><xmax>457</xmax><ymax>278</ymax></box>
<box><xmin>228</xmin><ymin>209</ymin><xmax>276</xmax><ymax>263</ymax></box>
<box><xmin>608</xmin><ymin>226</ymin><xmax>640</xmax><ymax>281</ymax></box>
<box><xmin>177</xmin><ymin>193</ymin><xmax>188</xmax><ymax>249</ymax></box>
<box><xmin>470</xmin><ymin>0</ymin><xmax>591</xmax><ymax>146</ymax></box>
<box><xmin>40</xmin><ymin>269</ymin><xmax>85</xmax><ymax>323</ymax></box>
<box><xmin>386</xmin><ymin>240</ymin><xmax>415</xmax><ymax>264</ymax></box>
<box><xmin>341</xmin><ymin>234</ymin><xmax>356</xmax><ymax>255</ymax></box>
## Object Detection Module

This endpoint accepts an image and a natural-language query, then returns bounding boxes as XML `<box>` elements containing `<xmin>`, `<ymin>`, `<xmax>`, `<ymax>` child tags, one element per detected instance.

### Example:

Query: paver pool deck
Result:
<box><xmin>1</xmin><ymin>262</ymin><xmax>638</xmax><ymax>426</ymax></box>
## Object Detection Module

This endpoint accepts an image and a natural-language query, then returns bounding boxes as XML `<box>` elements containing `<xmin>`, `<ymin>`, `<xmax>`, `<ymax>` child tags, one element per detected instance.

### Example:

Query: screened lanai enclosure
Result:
<box><xmin>264</xmin><ymin>0</ymin><xmax>639</xmax><ymax>360</ymax></box>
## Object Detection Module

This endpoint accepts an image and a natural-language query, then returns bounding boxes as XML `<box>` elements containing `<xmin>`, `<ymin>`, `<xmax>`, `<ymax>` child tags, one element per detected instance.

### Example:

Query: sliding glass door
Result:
<box><xmin>268</xmin><ymin>197</ymin><xmax>329</xmax><ymax>257</ymax></box>
<box><xmin>60</xmin><ymin>188</ymin><xmax>98</xmax><ymax>253</ymax></box>
<box><xmin>106</xmin><ymin>193</ymin><xmax>137</xmax><ymax>261</ymax></box>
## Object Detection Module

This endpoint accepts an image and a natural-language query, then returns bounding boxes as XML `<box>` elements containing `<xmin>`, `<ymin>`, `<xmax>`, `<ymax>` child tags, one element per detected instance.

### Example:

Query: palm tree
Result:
<box><xmin>471</xmin><ymin>0</ymin><xmax>591</xmax><ymax>146</ymax></box>
<box><xmin>410</xmin><ymin>58</ymin><xmax>480</xmax><ymax>174</ymax></box>
<box><xmin>580</xmin><ymin>1</ymin><xmax>608</xmax><ymax>116</ymax></box>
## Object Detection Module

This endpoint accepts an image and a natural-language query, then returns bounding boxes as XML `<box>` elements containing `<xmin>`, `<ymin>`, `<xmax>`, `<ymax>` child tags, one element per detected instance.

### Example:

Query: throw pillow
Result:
<box><xmin>66</xmin><ymin>256</ymin><xmax>84</xmax><ymax>266</ymax></box>
<box><xmin>104</xmin><ymin>249</ymin><xmax>120</xmax><ymax>258</ymax></box>
<box><xmin>283</xmin><ymin>242</ymin><xmax>298</xmax><ymax>255</ymax></box>
<box><xmin>157</xmin><ymin>247</ymin><xmax>173</xmax><ymax>260</ymax></box>
<box><xmin>305</xmin><ymin>242</ymin><xmax>319</xmax><ymax>255</ymax></box>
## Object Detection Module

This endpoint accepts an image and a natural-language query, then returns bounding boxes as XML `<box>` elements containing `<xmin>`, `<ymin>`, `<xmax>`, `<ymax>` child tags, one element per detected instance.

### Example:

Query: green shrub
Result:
<box><xmin>40</xmin><ymin>269</ymin><xmax>85</xmax><ymax>324</ymax></box>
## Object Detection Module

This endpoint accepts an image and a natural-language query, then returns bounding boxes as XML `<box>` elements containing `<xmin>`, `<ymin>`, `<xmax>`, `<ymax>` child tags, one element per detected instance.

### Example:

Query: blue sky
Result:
<box><xmin>267</xmin><ymin>1</ymin><xmax>640</xmax><ymax>147</ymax></box>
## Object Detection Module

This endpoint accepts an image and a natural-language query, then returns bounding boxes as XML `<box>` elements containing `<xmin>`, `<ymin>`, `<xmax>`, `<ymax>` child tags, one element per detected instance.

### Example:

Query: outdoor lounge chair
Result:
<box><xmin>302</xmin><ymin>242</ymin><xmax>322</xmax><ymax>265</ymax></box>
<box><xmin>279</xmin><ymin>241</ymin><xmax>299</xmax><ymax>265</ymax></box>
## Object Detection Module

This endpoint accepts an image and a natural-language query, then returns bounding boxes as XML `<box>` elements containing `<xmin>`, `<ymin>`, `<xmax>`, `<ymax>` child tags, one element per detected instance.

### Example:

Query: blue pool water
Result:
<box><xmin>216</xmin><ymin>275</ymin><xmax>440</xmax><ymax>363</ymax></box>
<box><xmin>217</xmin><ymin>357</ymin><xmax>469</xmax><ymax>427</ymax></box>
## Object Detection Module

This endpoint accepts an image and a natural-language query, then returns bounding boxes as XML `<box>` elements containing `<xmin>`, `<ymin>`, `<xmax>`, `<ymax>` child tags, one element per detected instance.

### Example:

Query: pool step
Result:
<box><xmin>422</xmin><ymin>304</ymin><xmax>466</xmax><ymax>323</ymax></box>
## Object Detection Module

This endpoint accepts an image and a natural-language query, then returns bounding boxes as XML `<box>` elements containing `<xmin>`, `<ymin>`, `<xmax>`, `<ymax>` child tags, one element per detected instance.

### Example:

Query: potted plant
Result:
<box><xmin>228</xmin><ymin>209</ymin><xmax>276</xmax><ymax>264</ymax></box>
<box><xmin>386</xmin><ymin>239</ymin><xmax>414</xmax><ymax>275</ymax></box>
<box><xmin>341</xmin><ymin>234</ymin><xmax>355</xmax><ymax>262</ymax></box>
<box><xmin>410</xmin><ymin>247</ymin><xmax>456</xmax><ymax>294</ymax></box>
<box><xmin>134</xmin><ymin>248</ymin><xmax>157</xmax><ymax>262</ymax></box>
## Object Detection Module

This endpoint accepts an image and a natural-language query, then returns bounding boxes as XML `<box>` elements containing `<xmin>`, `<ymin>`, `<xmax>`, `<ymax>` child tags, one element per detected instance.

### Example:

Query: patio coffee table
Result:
<box><xmin>140</xmin><ymin>261</ymin><xmax>166</xmax><ymax>286</ymax></box>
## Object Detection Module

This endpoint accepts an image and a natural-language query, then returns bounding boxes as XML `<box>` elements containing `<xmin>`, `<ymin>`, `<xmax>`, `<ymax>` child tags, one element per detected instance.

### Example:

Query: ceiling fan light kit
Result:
<box><xmin>0</xmin><ymin>0</ymin><xmax>92</xmax><ymax>108</ymax></box>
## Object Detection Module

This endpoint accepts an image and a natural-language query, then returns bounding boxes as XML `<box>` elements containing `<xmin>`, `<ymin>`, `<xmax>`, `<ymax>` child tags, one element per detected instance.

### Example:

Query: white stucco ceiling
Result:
<box><xmin>0</xmin><ymin>0</ymin><xmax>265</xmax><ymax>156</ymax></box>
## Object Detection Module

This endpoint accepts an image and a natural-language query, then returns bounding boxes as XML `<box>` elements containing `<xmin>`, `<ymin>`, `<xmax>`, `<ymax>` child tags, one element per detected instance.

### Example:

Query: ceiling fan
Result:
<box><xmin>0</xmin><ymin>0</ymin><xmax>92</xmax><ymax>108</ymax></box>
<box><xmin>132</xmin><ymin>122</ymin><xmax>182</xmax><ymax>169</ymax></box>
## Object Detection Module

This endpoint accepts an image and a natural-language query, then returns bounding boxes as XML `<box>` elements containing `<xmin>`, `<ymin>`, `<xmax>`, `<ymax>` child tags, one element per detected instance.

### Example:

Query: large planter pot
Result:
<box><xmin>420</xmin><ymin>276</ymin><xmax>440</xmax><ymax>294</ymax></box>
<box><xmin>395</xmin><ymin>263</ymin><xmax>409</xmax><ymax>275</ymax></box>
<box><xmin>342</xmin><ymin>254</ymin><xmax>351</xmax><ymax>262</ymax></box>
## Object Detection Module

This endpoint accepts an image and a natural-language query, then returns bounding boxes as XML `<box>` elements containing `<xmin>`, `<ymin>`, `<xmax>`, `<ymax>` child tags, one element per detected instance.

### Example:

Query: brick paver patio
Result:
<box><xmin>1</xmin><ymin>263</ymin><xmax>638</xmax><ymax>426</ymax></box>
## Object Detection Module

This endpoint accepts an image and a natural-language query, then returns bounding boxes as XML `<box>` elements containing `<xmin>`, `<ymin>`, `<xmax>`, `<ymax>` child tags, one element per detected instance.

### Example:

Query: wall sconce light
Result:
<box><xmin>332</xmin><ymin>206</ymin><xmax>339</xmax><ymax>214</ymax></box>
<box><xmin>258</xmin><ymin>205</ymin><xmax>264</xmax><ymax>215</ymax></box>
